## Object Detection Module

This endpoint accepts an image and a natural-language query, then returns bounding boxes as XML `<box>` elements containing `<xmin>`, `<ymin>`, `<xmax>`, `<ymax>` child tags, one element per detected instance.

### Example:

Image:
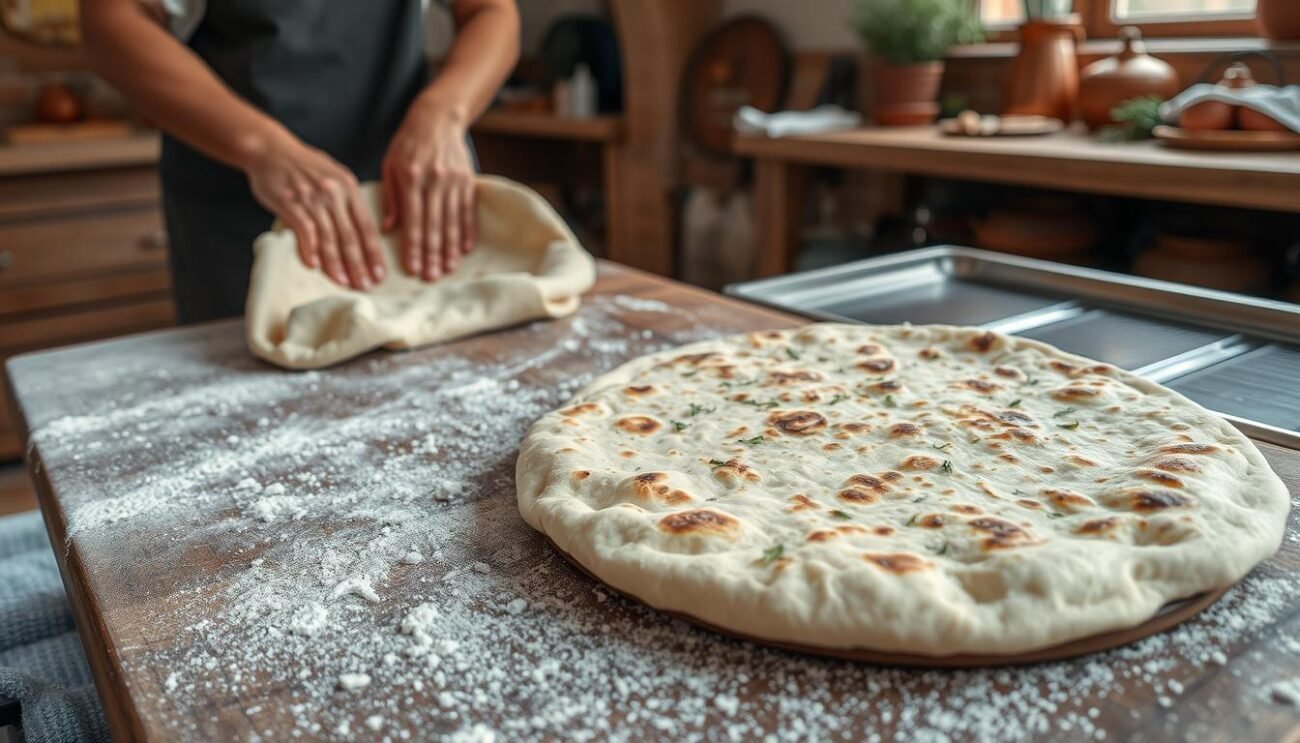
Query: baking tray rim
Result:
<box><xmin>724</xmin><ymin>245</ymin><xmax>1300</xmax><ymax>345</ymax></box>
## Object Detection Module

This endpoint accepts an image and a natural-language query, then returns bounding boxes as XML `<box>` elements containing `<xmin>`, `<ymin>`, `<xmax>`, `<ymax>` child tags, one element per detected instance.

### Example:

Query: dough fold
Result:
<box><xmin>246</xmin><ymin>176</ymin><xmax>596</xmax><ymax>370</ymax></box>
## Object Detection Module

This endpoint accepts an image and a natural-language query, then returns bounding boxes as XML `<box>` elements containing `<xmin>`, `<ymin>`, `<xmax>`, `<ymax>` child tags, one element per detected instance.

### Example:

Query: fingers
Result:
<box><xmin>312</xmin><ymin>199</ymin><xmax>348</xmax><ymax>287</ymax></box>
<box><xmin>285</xmin><ymin>206</ymin><xmax>320</xmax><ymax>269</ymax></box>
<box><xmin>347</xmin><ymin>187</ymin><xmax>385</xmax><ymax>285</ymax></box>
<box><xmin>325</xmin><ymin>187</ymin><xmax>371</xmax><ymax>291</ymax></box>
<box><xmin>443</xmin><ymin>184</ymin><xmax>461</xmax><ymax>275</ymax></box>
<box><xmin>399</xmin><ymin>172</ymin><xmax>424</xmax><ymax>278</ymax></box>
<box><xmin>422</xmin><ymin>182</ymin><xmax>444</xmax><ymax>281</ymax></box>
<box><xmin>459</xmin><ymin>182</ymin><xmax>476</xmax><ymax>257</ymax></box>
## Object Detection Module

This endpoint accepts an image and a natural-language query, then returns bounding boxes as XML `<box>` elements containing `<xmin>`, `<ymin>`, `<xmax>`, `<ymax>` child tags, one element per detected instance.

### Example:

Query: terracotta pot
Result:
<box><xmin>972</xmin><ymin>204</ymin><xmax>1098</xmax><ymax>259</ymax></box>
<box><xmin>1078</xmin><ymin>27</ymin><xmax>1180</xmax><ymax>130</ymax></box>
<box><xmin>1135</xmin><ymin>235</ymin><xmax>1268</xmax><ymax>294</ymax></box>
<box><xmin>870</xmin><ymin>60</ymin><xmax>944</xmax><ymax>126</ymax></box>
<box><xmin>1257</xmin><ymin>0</ymin><xmax>1300</xmax><ymax>40</ymax></box>
<box><xmin>1004</xmin><ymin>16</ymin><xmax>1083</xmax><ymax>122</ymax></box>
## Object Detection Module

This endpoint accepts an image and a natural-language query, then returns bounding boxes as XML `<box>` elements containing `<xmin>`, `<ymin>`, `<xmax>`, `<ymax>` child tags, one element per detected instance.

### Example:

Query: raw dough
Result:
<box><xmin>246</xmin><ymin>176</ymin><xmax>596</xmax><ymax>370</ymax></box>
<box><xmin>516</xmin><ymin>324</ymin><xmax>1289</xmax><ymax>656</ymax></box>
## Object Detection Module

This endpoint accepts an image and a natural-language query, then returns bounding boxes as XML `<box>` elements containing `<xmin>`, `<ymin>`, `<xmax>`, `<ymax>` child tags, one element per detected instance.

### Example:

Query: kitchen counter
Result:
<box><xmin>735</xmin><ymin>126</ymin><xmax>1300</xmax><ymax>276</ymax></box>
<box><xmin>6</xmin><ymin>261</ymin><xmax>1300</xmax><ymax>741</ymax></box>
<box><xmin>0</xmin><ymin>132</ymin><xmax>160</xmax><ymax>177</ymax></box>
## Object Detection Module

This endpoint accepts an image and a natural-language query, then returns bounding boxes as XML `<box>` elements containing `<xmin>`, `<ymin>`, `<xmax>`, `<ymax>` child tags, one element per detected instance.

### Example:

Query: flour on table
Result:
<box><xmin>331</xmin><ymin>577</ymin><xmax>380</xmax><ymax>603</ymax></box>
<box><xmin>337</xmin><ymin>673</ymin><xmax>371</xmax><ymax>691</ymax></box>
<box><xmin>21</xmin><ymin>296</ymin><xmax>1300</xmax><ymax>742</ymax></box>
<box><xmin>288</xmin><ymin>603</ymin><xmax>329</xmax><ymax>637</ymax></box>
<box><xmin>1272</xmin><ymin>678</ymin><xmax>1300</xmax><ymax>706</ymax></box>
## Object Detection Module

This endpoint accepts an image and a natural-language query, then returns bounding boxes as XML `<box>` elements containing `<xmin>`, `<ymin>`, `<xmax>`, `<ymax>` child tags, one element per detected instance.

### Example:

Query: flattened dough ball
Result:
<box><xmin>246</xmin><ymin>176</ymin><xmax>596</xmax><ymax>370</ymax></box>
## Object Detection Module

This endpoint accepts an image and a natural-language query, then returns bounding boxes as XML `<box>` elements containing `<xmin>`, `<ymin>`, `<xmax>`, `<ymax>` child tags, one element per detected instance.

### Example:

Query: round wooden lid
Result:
<box><xmin>680</xmin><ymin>16</ymin><xmax>789</xmax><ymax>157</ymax></box>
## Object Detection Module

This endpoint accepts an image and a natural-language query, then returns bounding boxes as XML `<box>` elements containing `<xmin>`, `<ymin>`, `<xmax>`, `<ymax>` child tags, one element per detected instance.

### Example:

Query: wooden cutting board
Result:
<box><xmin>4</xmin><ymin>120</ymin><xmax>134</xmax><ymax>145</ymax></box>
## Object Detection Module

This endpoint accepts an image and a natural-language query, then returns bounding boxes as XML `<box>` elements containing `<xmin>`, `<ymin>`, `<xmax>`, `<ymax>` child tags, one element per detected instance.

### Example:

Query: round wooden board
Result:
<box><xmin>545</xmin><ymin>536</ymin><xmax>1230</xmax><ymax>668</ymax></box>
<box><xmin>1153</xmin><ymin>125</ymin><xmax>1300</xmax><ymax>152</ymax></box>
<box><xmin>681</xmin><ymin>15</ymin><xmax>789</xmax><ymax>156</ymax></box>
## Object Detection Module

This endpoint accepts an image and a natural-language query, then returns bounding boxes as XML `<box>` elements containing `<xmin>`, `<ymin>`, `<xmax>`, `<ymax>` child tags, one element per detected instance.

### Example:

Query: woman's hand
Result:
<box><xmin>245</xmin><ymin>131</ymin><xmax>385</xmax><ymax>290</ymax></box>
<box><xmin>381</xmin><ymin>97</ymin><xmax>477</xmax><ymax>281</ymax></box>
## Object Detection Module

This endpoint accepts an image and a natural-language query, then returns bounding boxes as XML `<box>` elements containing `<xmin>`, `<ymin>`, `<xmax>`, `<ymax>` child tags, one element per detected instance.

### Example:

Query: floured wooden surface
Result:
<box><xmin>9</xmin><ymin>263</ymin><xmax>1300</xmax><ymax>742</ymax></box>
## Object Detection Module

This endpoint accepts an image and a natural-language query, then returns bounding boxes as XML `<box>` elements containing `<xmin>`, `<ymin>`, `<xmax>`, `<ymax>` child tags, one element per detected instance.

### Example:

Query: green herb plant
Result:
<box><xmin>1098</xmin><ymin>95</ymin><xmax>1165</xmax><ymax>142</ymax></box>
<box><xmin>852</xmin><ymin>0</ymin><xmax>984</xmax><ymax>65</ymax></box>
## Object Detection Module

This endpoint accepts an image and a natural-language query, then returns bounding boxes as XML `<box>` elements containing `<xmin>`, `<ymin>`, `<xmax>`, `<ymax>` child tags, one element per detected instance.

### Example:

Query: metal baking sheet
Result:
<box><xmin>726</xmin><ymin>246</ymin><xmax>1300</xmax><ymax>449</ymax></box>
<box><xmin>1013</xmin><ymin>309</ymin><xmax>1230</xmax><ymax>374</ymax></box>
<box><xmin>1167</xmin><ymin>345</ymin><xmax>1300</xmax><ymax>435</ymax></box>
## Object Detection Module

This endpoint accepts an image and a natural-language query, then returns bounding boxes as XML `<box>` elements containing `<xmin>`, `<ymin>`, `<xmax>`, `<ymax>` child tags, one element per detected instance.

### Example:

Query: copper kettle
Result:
<box><xmin>1004</xmin><ymin>15</ymin><xmax>1084</xmax><ymax>122</ymax></box>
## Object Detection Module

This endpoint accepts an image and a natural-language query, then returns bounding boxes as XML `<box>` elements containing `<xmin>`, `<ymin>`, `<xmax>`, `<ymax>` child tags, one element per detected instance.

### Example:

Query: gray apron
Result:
<box><xmin>160</xmin><ymin>0</ymin><xmax>429</xmax><ymax>323</ymax></box>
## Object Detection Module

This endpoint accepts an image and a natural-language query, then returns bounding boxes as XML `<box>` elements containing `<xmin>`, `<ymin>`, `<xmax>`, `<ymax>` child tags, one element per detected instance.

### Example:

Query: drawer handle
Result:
<box><xmin>0</xmin><ymin>251</ymin><xmax>11</xmax><ymax>271</ymax></box>
<box><xmin>137</xmin><ymin>230</ymin><xmax>168</xmax><ymax>253</ymax></box>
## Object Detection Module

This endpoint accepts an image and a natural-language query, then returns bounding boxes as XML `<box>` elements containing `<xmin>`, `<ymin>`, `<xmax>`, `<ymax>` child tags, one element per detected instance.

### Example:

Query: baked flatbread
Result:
<box><xmin>246</xmin><ymin>176</ymin><xmax>596</xmax><ymax>370</ymax></box>
<box><xmin>516</xmin><ymin>324</ymin><xmax>1289</xmax><ymax>655</ymax></box>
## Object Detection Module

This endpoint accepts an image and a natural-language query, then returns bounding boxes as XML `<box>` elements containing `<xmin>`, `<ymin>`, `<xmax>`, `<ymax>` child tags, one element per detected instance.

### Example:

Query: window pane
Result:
<box><xmin>1113</xmin><ymin>0</ymin><xmax>1256</xmax><ymax>19</ymax></box>
<box><xmin>981</xmin><ymin>0</ymin><xmax>1025</xmax><ymax>27</ymax></box>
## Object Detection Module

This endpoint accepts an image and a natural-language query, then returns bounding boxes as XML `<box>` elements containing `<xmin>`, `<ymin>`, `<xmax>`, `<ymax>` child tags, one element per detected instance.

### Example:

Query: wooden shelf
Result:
<box><xmin>735</xmin><ymin>125</ymin><xmax>1300</xmax><ymax>214</ymax></box>
<box><xmin>0</xmin><ymin>132</ymin><xmax>160</xmax><ymax>177</ymax></box>
<box><xmin>472</xmin><ymin>110</ymin><xmax>623</xmax><ymax>142</ymax></box>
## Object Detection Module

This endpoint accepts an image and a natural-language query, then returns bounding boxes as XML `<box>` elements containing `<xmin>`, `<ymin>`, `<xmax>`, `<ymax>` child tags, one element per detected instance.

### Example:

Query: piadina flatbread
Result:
<box><xmin>516</xmin><ymin>324</ymin><xmax>1290</xmax><ymax>655</ymax></box>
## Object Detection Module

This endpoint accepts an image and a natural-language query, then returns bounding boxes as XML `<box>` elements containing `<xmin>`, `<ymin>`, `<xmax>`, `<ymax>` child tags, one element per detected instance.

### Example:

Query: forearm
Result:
<box><xmin>79</xmin><ymin>0</ymin><xmax>289</xmax><ymax>171</ymax></box>
<box><xmin>416</xmin><ymin>0</ymin><xmax>521</xmax><ymax>125</ymax></box>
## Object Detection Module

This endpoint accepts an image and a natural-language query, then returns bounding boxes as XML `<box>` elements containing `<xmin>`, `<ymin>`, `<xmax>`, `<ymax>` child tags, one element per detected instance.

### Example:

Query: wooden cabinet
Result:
<box><xmin>0</xmin><ymin>136</ymin><xmax>173</xmax><ymax>459</ymax></box>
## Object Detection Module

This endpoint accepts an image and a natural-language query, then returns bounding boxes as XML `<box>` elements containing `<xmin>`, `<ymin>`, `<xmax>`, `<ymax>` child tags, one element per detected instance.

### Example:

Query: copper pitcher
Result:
<box><xmin>1004</xmin><ymin>15</ymin><xmax>1084</xmax><ymax>122</ymax></box>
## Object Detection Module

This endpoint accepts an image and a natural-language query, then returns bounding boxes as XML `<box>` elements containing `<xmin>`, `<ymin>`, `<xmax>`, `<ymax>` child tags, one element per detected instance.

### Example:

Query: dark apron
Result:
<box><xmin>160</xmin><ymin>0</ymin><xmax>429</xmax><ymax>324</ymax></box>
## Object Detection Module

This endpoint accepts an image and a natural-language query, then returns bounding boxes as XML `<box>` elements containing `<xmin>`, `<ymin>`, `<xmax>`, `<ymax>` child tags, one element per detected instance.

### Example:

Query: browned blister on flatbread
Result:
<box><xmin>658</xmin><ymin>509</ymin><xmax>740</xmax><ymax>537</ymax></box>
<box><xmin>863</xmin><ymin>552</ymin><xmax>930</xmax><ymax>574</ymax></box>
<box><xmin>616</xmin><ymin>416</ymin><xmax>661</xmax><ymax>434</ymax></box>
<box><xmin>767</xmin><ymin>410</ymin><xmax>828</xmax><ymax>436</ymax></box>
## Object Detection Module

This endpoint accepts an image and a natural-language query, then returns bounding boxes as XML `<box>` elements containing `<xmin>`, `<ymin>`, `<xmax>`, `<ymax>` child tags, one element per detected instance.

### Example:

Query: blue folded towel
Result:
<box><xmin>0</xmin><ymin>511</ymin><xmax>109</xmax><ymax>743</ymax></box>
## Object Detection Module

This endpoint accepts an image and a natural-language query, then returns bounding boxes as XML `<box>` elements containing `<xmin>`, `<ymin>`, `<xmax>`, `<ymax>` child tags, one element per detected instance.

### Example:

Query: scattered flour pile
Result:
<box><xmin>23</xmin><ymin>293</ymin><xmax>1300</xmax><ymax>742</ymax></box>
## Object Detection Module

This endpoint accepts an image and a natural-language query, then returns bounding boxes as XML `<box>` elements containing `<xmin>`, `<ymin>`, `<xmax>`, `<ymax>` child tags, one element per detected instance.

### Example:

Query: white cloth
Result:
<box><xmin>1160</xmin><ymin>84</ymin><xmax>1300</xmax><ymax>133</ymax></box>
<box><xmin>733</xmin><ymin>105</ymin><xmax>863</xmax><ymax>138</ymax></box>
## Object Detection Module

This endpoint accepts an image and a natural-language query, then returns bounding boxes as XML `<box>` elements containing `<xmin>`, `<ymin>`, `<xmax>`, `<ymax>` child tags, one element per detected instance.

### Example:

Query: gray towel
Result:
<box><xmin>1160</xmin><ymin>83</ymin><xmax>1300</xmax><ymax>133</ymax></box>
<box><xmin>0</xmin><ymin>511</ymin><xmax>109</xmax><ymax>743</ymax></box>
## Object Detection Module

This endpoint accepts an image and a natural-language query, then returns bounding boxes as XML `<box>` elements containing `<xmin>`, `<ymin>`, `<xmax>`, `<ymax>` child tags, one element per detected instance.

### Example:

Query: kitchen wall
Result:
<box><xmin>428</xmin><ymin>0</ymin><xmax>862</xmax><ymax>55</ymax></box>
<box><xmin>722</xmin><ymin>0</ymin><xmax>857</xmax><ymax>49</ymax></box>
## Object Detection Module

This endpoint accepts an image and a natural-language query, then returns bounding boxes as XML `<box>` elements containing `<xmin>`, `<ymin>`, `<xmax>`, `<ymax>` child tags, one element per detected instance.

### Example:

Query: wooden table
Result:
<box><xmin>734</xmin><ymin>126</ymin><xmax>1300</xmax><ymax>277</ymax></box>
<box><xmin>7</xmin><ymin>261</ymin><xmax>1300</xmax><ymax>742</ymax></box>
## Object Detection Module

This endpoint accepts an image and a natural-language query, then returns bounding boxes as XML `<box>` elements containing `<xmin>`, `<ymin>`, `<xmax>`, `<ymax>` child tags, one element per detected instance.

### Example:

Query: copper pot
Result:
<box><xmin>1004</xmin><ymin>16</ymin><xmax>1083</xmax><ymax>122</ymax></box>
<box><xmin>1257</xmin><ymin>0</ymin><xmax>1300</xmax><ymax>40</ymax></box>
<box><xmin>1078</xmin><ymin>27</ymin><xmax>1180</xmax><ymax>130</ymax></box>
<box><xmin>870</xmin><ymin>60</ymin><xmax>944</xmax><ymax>127</ymax></box>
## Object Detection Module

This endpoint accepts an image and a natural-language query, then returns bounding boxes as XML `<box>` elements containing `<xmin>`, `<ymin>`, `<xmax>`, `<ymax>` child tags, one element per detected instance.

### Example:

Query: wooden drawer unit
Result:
<box><xmin>0</xmin><ymin>166</ymin><xmax>160</xmax><ymax>220</ymax></box>
<box><xmin>0</xmin><ymin>207</ymin><xmax>167</xmax><ymax>287</ymax></box>
<box><xmin>0</xmin><ymin>153</ymin><xmax>174</xmax><ymax>460</ymax></box>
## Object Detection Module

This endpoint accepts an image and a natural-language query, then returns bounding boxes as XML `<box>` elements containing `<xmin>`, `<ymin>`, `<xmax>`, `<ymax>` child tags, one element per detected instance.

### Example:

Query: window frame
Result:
<box><xmin>978</xmin><ymin>0</ymin><xmax>1259</xmax><ymax>40</ymax></box>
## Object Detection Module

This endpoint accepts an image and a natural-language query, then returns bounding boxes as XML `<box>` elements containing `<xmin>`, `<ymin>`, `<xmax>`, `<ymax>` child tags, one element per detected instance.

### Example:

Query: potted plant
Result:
<box><xmin>852</xmin><ymin>0</ymin><xmax>983</xmax><ymax>126</ymax></box>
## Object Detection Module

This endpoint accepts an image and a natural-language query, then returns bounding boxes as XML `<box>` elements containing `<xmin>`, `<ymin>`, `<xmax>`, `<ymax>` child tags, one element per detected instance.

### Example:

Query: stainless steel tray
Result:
<box><xmin>726</xmin><ymin>246</ymin><xmax>1300</xmax><ymax>449</ymax></box>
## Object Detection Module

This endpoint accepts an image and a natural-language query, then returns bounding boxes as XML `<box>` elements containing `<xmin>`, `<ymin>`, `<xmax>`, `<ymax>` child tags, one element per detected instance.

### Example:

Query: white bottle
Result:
<box><xmin>570</xmin><ymin>64</ymin><xmax>597</xmax><ymax>119</ymax></box>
